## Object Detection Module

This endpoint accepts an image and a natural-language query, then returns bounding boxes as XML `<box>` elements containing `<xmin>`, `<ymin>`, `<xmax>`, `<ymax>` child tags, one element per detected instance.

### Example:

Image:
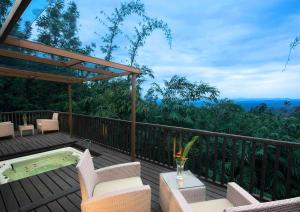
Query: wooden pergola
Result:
<box><xmin>0</xmin><ymin>0</ymin><xmax>140</xmax><ymax>161</ymax></box>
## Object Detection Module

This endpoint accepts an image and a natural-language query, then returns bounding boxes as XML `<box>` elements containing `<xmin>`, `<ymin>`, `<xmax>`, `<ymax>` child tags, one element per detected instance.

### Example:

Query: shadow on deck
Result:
<box><xmin>0</xmin><ymin>133</ymin><xmax>226</xmax><ymax>212</ymax></box>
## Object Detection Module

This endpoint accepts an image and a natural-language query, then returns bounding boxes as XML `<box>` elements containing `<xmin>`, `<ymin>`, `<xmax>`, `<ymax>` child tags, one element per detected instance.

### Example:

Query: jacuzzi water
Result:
<box><xmin>0</xmin><ymin>147</ymin><xmax>82</xmax><ymax>184</ymax></box>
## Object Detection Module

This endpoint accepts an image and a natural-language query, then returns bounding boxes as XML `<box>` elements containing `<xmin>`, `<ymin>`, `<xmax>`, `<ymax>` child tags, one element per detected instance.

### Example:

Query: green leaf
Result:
<box><xmin>182</xmin><ymin>136</ymin><xmax>198</xmax><ymax>158</ymax></box>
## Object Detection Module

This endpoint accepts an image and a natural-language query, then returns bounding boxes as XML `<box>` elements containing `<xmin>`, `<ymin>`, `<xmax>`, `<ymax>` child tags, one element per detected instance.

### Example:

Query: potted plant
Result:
<box><xmin>23</xmin><ymin>114</ymin><xmax>27</xmax><ymax>126</ymax></box>
<box><xmin>174</xmin><ymin>136</ymin><xmax>198</xmax><ymax>180</ymax></box>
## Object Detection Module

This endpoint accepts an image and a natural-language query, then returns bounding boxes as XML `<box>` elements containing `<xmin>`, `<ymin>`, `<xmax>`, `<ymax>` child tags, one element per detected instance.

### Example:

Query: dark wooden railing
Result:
<box><xmin>1</xmin><ymin>110</ymin><xmax>300</xmax><ymax>201</ymax></box>
<box><xmin>0</xmin><ymin>110</ymin><xmax>53</xmax><ymax>130</ymax></box>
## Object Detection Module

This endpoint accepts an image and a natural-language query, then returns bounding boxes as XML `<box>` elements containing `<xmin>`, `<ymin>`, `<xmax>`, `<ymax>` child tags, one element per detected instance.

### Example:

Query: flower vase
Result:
<box><xmin>176</xmin><ymin>159</ymin><xmax>187</xmax><ymax>180</ymax></box>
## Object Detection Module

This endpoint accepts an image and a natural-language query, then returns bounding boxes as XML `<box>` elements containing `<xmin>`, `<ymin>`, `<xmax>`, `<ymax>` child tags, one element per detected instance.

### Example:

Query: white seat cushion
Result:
<box><xmin>190</xmin><ymin>198</ymin><xmax>234</xmax><ymax>212</ymax></box>
<box><xmin>93</xmin><ymin>177</ymin><xmax>143</xmax><ymax>197</ymax></box>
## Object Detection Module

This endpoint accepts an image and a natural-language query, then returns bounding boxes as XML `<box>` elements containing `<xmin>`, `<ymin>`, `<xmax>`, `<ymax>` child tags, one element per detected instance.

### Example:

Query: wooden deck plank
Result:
<box><xmin>29</xmin><ymin>176</ymin><xmax>53</xmax><ymax>200</ymax></box>
<box><xmin>20</xmin><ymin>177</ymin><xmax>43</xmax><ymax>202</ymax></box>
<box><xmin>35</xmin><ymin>205</ymin><xmax>50</xmax><ymax>212</ymax></box>
<box><xmin>46</xmin><ymin>201</ymin><xmax>65</xmax><ymax>212</ymax></box>
<box><xmin>0</xmin><ymin>183</ymin><xmax>19</xmax><ymax>211</ymax></box>
<box><xmin>57</xmin><ymin>196</ymin><xmax>79</xmax><ymax>212</ymax></box>
<box><xmin>10</xmin><ymin>181</ymin><xmax>31</xmax><ymax>207</ymax></box>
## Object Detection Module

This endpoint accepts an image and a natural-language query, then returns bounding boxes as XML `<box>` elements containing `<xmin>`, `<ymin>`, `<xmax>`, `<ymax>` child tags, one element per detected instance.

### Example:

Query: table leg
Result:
<box><xmin>20</xmin><ymin>130</ymin><xmax>22</xmax><ymax>137</ymax></box>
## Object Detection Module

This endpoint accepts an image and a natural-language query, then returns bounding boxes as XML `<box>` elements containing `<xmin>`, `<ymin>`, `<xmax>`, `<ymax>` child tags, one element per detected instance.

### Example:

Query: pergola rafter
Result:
<box><xmin>0</xmin><ymin>0</ymin><xmax>139</xmax><ymax>161</ymax></box>
<box><xmin>4</xmin><ymin>36</ymin><xmax>140</xmax><ymax>75</ymax></box>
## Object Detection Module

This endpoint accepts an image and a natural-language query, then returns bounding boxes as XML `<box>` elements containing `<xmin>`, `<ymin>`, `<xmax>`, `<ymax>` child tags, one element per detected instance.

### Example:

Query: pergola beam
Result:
<box><xmin>0</xmin><ymin>49</ymin><xmax>127</xmax><ymax>76</ymax></box>
<box><xmin>0</xmin><ymin>0</ymin><xmax>31</xmax><ymax>42</ymax></box>
<box><xmin>65</xmin><ymin>59</ymin><xmax>82</xmax><ymax>67</ymax></box>
<box><xmin>4</xmin><ymin>36</ymin><xmax>141</xmax><ymax>74</ymax></box>
<box><xmin>0</xmin><ymin>66</ymin><xmax>81</xmax><ymax>83</ymax></box>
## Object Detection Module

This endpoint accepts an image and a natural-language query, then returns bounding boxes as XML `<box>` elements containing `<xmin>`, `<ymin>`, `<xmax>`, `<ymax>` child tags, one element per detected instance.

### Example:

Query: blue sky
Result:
<box><xmin>40</xmin><ymin>0</ymin><xmax>300</xmax><ymax>98</ymax></box>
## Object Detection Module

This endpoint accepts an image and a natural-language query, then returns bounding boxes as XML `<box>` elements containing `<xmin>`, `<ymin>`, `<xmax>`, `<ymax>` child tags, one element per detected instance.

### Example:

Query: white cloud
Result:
<box><xmin>142</xmin><ymin>63</ymin><xmax>300</xmax><ymax>98</ymax></box>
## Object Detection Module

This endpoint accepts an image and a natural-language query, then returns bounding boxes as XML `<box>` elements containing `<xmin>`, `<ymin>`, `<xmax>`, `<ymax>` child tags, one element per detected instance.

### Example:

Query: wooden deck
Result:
<box><xmin>0</xmin><ymin>133</ymin><xmax>76</xmax><ymax>160</ymax></box>
<box><xmin>0</xmin><ymin>133</ymin><xmax>226</xmax><ymax>212</ymax></box>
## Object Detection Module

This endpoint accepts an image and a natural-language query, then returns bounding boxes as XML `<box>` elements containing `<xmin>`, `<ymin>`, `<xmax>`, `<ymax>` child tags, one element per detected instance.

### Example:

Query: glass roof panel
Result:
<box><xmin>0</xmin><ymin>43</ymin><xmax>69</xmax><ymax>62</ymax></box>
<box><xmin>1</xmin><ymin>0</ymin><xmax>136</xmax><ymax>76</ymax></box>
<box><xmin>0</xmin><ymin>55</ymin><xmax>101</xmax><ymax>78</ymax></box>
<box><xmin>0</xmin><ymin>0</ymin><xmax>13</xmax><ymax>28</ymax></box>
<box><xmin>84</xmin><ymin>62</ymin><xmax>126</xmax><ymax>74</ymax></box>
<box><xmin>10</xmin><ymin>0</ymin><xmax>56</xmax><ymax>36</ymax></box>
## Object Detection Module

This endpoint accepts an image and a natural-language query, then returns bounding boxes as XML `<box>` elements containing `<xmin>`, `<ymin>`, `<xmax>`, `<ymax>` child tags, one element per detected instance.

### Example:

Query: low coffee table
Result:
<box><xmin>159</xmin><ymin>170</ymin><xmax>206</xmax><ymax>212</ymax></box>
<box><xmin>19</xmin><ymin>124</ymin><xmax>34</xmax><ymax>136</ymax></box>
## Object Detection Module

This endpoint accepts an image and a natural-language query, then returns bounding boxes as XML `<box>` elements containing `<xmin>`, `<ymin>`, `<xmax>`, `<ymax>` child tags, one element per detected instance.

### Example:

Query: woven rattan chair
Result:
<box><xmin>0</xmin><ymin>121</ymin><xmax>14</xmax><ymax>138</ymax></box>
<box><xmin>169</xmin><ymin>182</ymin><xmax>300</xmax><ymax>212</ymax></box>
<box><xmin>225</xmin><ymin>197</ymin><xmax>300</xmax><ymax>212</ymax></box>
<box><xmin>76</xmin><ymin>149</ymin><xmax>151</xmax><ymax>212</ymax></box>
<box><xmin>169</xmin><ymin>182</ymin><xmax>259</xmax><ymax>212</ymax></box>
<box><xmin>36</xmin><ymin>113</ymin><xmax>59</xmax><ymax>134</ymax></box>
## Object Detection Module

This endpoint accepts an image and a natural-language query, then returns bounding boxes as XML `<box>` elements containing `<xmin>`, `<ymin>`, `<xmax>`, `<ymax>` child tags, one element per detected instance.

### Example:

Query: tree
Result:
<box><xmin>0</xmin><ymin>0</ymin><xmax>12</xmax><ymax>26</ymax></box>
<box><xmin>144</xmin><ymin>75</ymin><xmax>219</xmax><ymax>126</ymax></box>
<box><xmin>283</xmin><ymin>37</ymin><xmax>300</xmax><ymax>71</ymax></box>
<box><xmin>96</xmin><ymin>0</ymin><xmax>145</xmax><ymax>61</ymax></box>
<box><xmin>36</xmin><ymin>0</ymin><xmax>93</xmax><ymax>55</ymax></box>
<box><xmin>86</xmin><ymin>0</ymin><xmax>172</xmax><ymax>119</ymax></box>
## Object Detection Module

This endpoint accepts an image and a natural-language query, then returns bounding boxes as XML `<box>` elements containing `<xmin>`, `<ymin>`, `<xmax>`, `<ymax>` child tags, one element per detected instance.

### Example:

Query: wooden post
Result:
<box><xmin>131</xmin><ymin>74</ymin><xmax>137</xmax><ymax>161</ymax></box>
<box><xmin>68</xmin><ymin>84</ymin><xmax>73</xmax><ymax>137</ymax></box>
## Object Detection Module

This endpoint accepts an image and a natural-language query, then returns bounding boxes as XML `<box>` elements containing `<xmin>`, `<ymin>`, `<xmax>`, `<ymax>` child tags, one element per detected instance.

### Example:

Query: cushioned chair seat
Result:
<box><xmin>93</xmin><ymin>176</ymin><xmax>143</xmax><ymax>197</ymax></box>
<box><xmin>190</xmin><ymin>198</ymin><xmax>234</xmax><ymax>212</ymax></box>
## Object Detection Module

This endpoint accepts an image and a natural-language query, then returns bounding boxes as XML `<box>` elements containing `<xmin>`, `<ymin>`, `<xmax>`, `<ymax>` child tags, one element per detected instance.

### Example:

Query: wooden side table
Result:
<box><xmin>19</xmin><ymin>124</ymin><xmax>34</xmax><ymax>136</ymax></box>
<box><xmin>159</xmin><ymin>171</ymin><xmax>206</xmax><ymax>212</ymax></box>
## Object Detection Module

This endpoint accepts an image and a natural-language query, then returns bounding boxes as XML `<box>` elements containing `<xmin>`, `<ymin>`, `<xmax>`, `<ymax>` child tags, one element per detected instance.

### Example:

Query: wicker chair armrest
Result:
<box><xmin>224</xmin><ymin>197</ymin><xmax>300</xmax><ymax>212</ymax></box>
<box><xmin>226</xmin><ymin>182</ymin><xmax>259</xmax><ymax>207</ymax></box>
<box><xmin>181</xmin><ymin>186</ymin><xmax>206</xmax><ymax>203</ymax></box>
<box><xmin>38</xmin><ymin>119</ymin><xmax>57</xmax><ymax>124</ymax></box>
<box><xmin>95</xmin><ymin>162</ymin><xmax>141</xmax><ymax>183</ymax></box>
<box><xmin>169</xmin><ymin>189</ymin><xmax>193</xmax><ymax>212</ymax></box>
<box><xmin>36</xmin><ymin>119</ymin><xmax>49</xmax><ymax>123</ymax></box>
<box><xmin>81</xmin><ymin>185</ymin><xmax>151</xmax><ymax>212</ymax></box>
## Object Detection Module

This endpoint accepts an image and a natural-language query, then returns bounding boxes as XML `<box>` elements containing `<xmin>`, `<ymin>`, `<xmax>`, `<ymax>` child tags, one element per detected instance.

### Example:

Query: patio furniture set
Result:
<box><xmin>0</xmin><ymin>113</ymin><xmax>59</xmax><ymax>138</ymax></box>
<box><xmin>77</xmin><ymin>149</ymin><xmax>300</xmax><ymax>212</ymax></box>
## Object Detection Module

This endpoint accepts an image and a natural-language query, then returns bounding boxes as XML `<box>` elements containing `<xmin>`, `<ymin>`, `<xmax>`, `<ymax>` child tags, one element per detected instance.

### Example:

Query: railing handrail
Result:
<box><xmin>0</xmin><ymin>110</ymin><xmax>52</xmax><ymax>114</ymax></box>
<box><xmin>57</xmin><ymin>111</ymin><xmax>300</xmax><ymax>147</ymax></box>
<box><xmin>2</xmin><ymin>110</ymin><xmax>300</xmax><ymax>147</ymax></box>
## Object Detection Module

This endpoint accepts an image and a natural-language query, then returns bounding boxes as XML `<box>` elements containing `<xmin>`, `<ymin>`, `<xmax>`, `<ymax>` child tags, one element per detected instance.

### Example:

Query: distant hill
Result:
<box><xmin>156</xmin><ymin>98</ymin><xmax>300</xmax><ymax>111</ymax></box>
<box><xmin>232</xmin><ymin>98</ymin><xmax>300</xmax><ymax>111</ymax></box>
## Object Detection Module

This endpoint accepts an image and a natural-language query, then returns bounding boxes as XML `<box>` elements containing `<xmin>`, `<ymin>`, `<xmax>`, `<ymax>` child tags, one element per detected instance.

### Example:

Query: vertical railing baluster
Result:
<box><xmin>212</xmin><ymin>136</ymin><xmax>218</xmax><ymax>182</ymax></box>
<box><xmin>221</xmin><ymin>137</ymin><xmax>227</xmax><ymax>185</ymax></box>
<box><xmin>161</xmin><ymin>128</ymin><xmax>165</xmax><ymax>165</ymax></box>
<box><xmin>205</xmin><ymin>135</ymin><xmax>209</xmax><ymax>180</ymax></box>
<box><xmin>230</xmin><ymin>139</ymin><xmax>237</xmax><ymax>182</ymax></box>
<box><xmin>198</xmin><ymin>135</ymin><xmax>203</xmax><ymax>177</ymax></box>
<box><xmin>249</xmin><ymin>142</ymin><xmax>256</xmax><ymax>194</ymax></box>
<box><xmin>260</xmin><ymin>144</ymin><xmax>268</xmax><ymax>200</ymax></box>
<box><xmin>239</xmin><ymin>141</ymin><xmax>246</xmax><ymax>186</ymax></box>
<box><xmin>272</xmin><ymin>146</ymin><xmax>280</xmax><ymax>200</ymax></box>
<box><xmin>285</xmin><ymin>147</ymin><xmax>293</xmax><ymax>198</ymax></box>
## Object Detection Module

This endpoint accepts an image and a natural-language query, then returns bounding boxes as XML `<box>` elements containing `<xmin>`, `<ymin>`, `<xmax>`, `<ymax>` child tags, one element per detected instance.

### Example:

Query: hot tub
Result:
<box><xmin>0</xmin><ymin>147</ymin><xmax>82</xmax><ymax>184</ymax></box>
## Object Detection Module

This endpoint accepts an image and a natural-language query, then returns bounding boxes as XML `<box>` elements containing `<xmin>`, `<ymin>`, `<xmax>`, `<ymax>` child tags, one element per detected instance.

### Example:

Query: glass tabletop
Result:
<box><xmin>161</xmin><ymin>170</ymin><xmax>205</xmax><ymax>190</ymax></box>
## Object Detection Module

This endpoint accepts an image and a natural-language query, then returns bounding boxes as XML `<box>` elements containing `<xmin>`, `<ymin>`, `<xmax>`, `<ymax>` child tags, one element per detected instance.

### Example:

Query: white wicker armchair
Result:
<box><xmin>36</xmin><ymin>113</ymin><xmax>59</xmax><ymax>134</ymax></box>
<box><xmin>76</xmin><ymin>150</ymin><xmax>151</xmax><ymax>212</ymax></box>
<box><xmin>169</xmin><ymin>182</ymin><xmax>259</xmax><ymax>212</ymax></box>
<box><xmin>225</xmin><ymin>196</ymin><xmax>300</xmax><ymax>212</ymax></box>
<box><xmin>0</xmin><ymin>121</ymin><xmax>14</xmax><ymax>138</ymax></box>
